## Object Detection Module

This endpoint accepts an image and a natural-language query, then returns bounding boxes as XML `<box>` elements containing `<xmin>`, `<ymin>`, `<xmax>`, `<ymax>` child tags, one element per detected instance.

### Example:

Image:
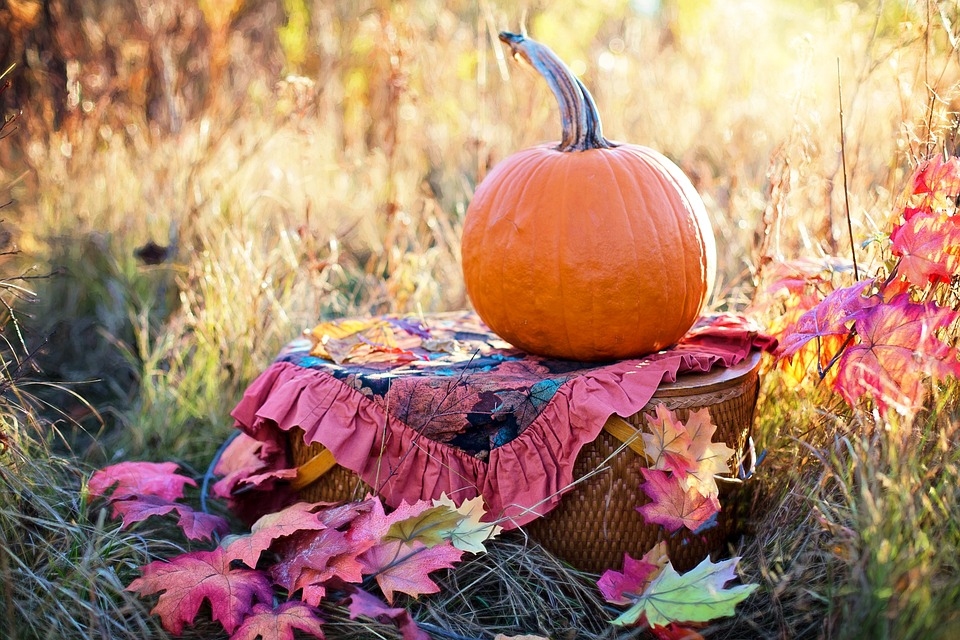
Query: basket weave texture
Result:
<box><xmin>522</xmin><ymin>359</ymin><xmax>760</xmax><ymax>574</ymax></box>
<box><xmin>289</xmin><ymin>355</ymin><xmax>761</xmax><ymax>574</ymax></box>
<box><xmin>290</xmin><ymin>437</ymin><xmax>373</xmax><ymax>504</ymax></box>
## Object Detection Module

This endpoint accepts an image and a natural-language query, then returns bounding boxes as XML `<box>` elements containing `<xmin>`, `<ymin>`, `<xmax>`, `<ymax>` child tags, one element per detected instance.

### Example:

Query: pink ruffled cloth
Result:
<box><xmin>230</xmin><ymin>312</ymin><xmax>774</xmax><ymax>529</ymax></box>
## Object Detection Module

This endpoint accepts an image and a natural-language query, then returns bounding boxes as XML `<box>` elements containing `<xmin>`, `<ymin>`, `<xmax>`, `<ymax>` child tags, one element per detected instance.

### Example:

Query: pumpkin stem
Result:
<box><xmin>499</xmin><ymin>32</ymin><xmax>614</xmax><ymax>152</ymax></box>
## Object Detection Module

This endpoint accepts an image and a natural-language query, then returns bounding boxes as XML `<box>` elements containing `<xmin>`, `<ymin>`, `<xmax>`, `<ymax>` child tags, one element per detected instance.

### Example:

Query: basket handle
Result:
<box><xmin>291</xmin><ymin>447</ymin><xmax>339</xmax><ymax>491</ymax></box>
<box><xmin>602</xmin><ymin>415</ymin><xmax>647</xmax><ymax>457</ymax></box>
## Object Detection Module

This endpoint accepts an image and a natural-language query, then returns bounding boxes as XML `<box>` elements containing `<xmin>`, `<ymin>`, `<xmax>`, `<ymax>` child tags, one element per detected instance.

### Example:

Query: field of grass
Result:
<box><xmin>2</xmin><ymin>1</ymin><xmax>959</xmax><ymax>638</ymax></box>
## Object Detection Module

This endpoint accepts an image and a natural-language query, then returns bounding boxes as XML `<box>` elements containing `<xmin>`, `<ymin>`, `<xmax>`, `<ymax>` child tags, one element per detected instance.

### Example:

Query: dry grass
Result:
<box><xmin>2</xmin><ymin>1</ymin><xmax>960</xmax><ymax>638</ymax></box>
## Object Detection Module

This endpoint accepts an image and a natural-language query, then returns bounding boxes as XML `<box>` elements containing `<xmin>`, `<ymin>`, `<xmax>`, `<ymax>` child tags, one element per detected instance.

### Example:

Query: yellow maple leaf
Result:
<box><xmin>305</xmin><ymin>319</ymin><xmax>399</xmax><ymax>364</ymax></box>
<box><xmin>432</xmin><ymin>493</ymin><xmax>503</xmax><ymax>554</ymax></box>
<box><xmin>681</xmin><ymin>408</ymin><xmax>735</xmax><ymax>498</ymax></box>
<box><xmin>641</xmin><ymin>404</ymin><xmax>693</xmax><ymax>474</ymax></box>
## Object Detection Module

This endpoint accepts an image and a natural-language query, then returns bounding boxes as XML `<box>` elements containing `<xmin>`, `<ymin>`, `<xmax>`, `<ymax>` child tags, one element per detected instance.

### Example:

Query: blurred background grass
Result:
<box><xmin>1</xmin><ymin>0</ymin><xmax>959</xmax><ymax>638</ymax></box>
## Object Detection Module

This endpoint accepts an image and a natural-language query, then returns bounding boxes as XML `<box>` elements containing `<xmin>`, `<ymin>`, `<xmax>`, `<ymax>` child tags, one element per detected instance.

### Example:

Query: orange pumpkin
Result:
<box><xmin>461</xmin><ymin>32</ymin><xmax>716</xmax><ymax>361</ymax></box>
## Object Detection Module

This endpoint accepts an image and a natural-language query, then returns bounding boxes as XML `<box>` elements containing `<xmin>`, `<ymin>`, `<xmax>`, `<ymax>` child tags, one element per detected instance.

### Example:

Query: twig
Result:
<box><xmin>837</xmin><ymin>59</ymin><xmax>859</xmax><ymax>282</ymax></box>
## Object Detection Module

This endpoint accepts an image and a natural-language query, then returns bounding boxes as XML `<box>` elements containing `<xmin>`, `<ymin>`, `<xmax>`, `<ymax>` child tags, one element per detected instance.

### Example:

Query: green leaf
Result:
<box><xmin>432</xmin><ymin>493</ymin><xmax>504</xmax><ymax>554</ymax></box>
<box><xmin>612</xmin><ymin>556</ymin><xmax>758</xmax><ymax>628</ymax></box>
<box><xmin>384</xmin><ymin>504</ymin><xmax>465</xmax><ymax>547</ymax></box>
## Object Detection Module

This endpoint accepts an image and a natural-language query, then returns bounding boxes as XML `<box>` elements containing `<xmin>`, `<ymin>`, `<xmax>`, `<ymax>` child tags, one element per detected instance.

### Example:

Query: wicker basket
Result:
<box><xmin>288</xmin><ymin>352</ymin><xmax>762</xmax><ymax>574</ymax></box>
<box><xmin>522</xmin><ymin>351</ymin><xmax>762</xmax><ymax>573</ymax></box>
<box><xmin>289</xmin><ymin>437</ymin><xmax>374</xmax><ymax>504</ymax></box>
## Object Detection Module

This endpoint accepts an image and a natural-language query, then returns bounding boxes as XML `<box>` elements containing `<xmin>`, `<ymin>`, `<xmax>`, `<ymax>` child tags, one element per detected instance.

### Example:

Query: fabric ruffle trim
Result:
<box><xmin>230</xmin><ymin>340</ymin><xmax>765</xmax><ymax>530</ymax></box>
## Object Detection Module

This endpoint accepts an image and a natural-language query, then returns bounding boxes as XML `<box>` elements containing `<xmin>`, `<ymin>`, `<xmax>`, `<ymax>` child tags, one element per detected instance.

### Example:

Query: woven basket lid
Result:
<box><xmin>647</xmin><ymin>350</ymin><xmax>762</xmax><ymax>400</ymax></box>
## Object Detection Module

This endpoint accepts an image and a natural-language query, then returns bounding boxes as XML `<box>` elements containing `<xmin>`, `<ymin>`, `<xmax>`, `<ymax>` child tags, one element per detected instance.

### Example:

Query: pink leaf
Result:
<box><xmin>636</xmin><ymin>469</ymin><xmax>720</xmax><ymax>533</ymax></box>
<box><xmin>777</xmin><ymin>280</ymin><xmax>877</xmax><ymax>358</ymax></box>
<box><xmin>271</xmin><ymin>527</ymin><xmax>371</xmax><ymax>606</ymax></box>
<box><xmin>212</xmin><ymin>431</ymin><xmax>298</xmax><ymax>525</ymax></box>
<box><xmin>358</xmin><ymin>539</ymin><xmax>463</xmax><ymax>603</ymax></box>
<box><xmin>127</xmin><ymin>547</ymin><xmax>273</xmax><ymax>635</ymax></box>
<box><xmin>641</xmin><ymin>404</ymin><xmax>694</xmax><ymax>475</ymax></box>
<box><xmin>835</xmin><ymin>295</ymin><xmax>960</xmax><ymax>416</ymax></box>
<box><xmin>598</xmin><ymin>553</ymin><xmax>661</xmax><ymax>605</ymax></box>
<box><xmin>347</xmin><ymin>588</ymin><xmax>430</xmax><ymax>640</ymax></box>
<box><xmin>225</xmin><ymin>502</ymin><xmax>328</xmax><ymax>568</ymax></box>
<box><xmin>890</xmin><ymin>212</ymin><xmax>960</xmax><ymax>286</ymax></box>
<box><xmin>89</xmin><ymin>461</ymin><xmax>194</xmax><ymax>501</ymax></box>
<box><xmin>910</xmin><ymin>155</ymin><xmax>960</xmax><ymax>197</ymax></box>
<box><xmin>230</xmin><ymin>602</ymin><xmax>325</xmax><ymax>640</ymax></box>
<box><xmin>110</xmin><ymin>495</ymin><xmax>228</xmax><ymax>541</ymax></box>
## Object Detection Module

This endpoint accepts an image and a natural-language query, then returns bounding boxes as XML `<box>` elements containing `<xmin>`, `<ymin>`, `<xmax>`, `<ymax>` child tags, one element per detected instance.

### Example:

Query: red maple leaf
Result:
<box><xmin>890</xmin><ymin>211</ymin><xmax>960</xmax><ymax>286</ymax></box>
<box><xmin>109</xmin><ymin>495</ymin><xmax>228</xmax><ymax>542</ymax></box>
<box><xmin>317</xmin><ymin>500</ymin><xmax>373</xmax><ymax>529</ymax></box>
<box><xmin>636</xmin><ymin>468</ymin><xmax>720</xmax><ymax>533</ymax></box>
<box><xmin>347</xmin><ymin>587</ymin><xmax>429</xmax><ymax>640</ymax></box>
<box><xmin>835</xmin><ymin>295</ymin><xmax>960</xmax><ymax>416</ymax></box>
<box><xmin>910</xmin><ymin>155</ymin><xmax>960</xmax><ymax>197</ymax></box>
<box><xmin>230</xmin><ymin>601</ymin><xmax>325</xmax><ymax>640</ymax></box>
<box><xmin>225</xmin><ymin>502</ymin><xmax>328</xmax><ymax>568</ymax></box>
<box><xmin>358</xmin><ymin>538</ymin><xmax>464</xmax><ymax>603</ymax></box>
<box><xmin>597</xmin><ymin>552</ymin><xmax>662</xmax><ymax>605</ymax></box>
<box><xmin>777</xmin><ymin>280</ymin><xmax>877</xmax><ymax>358</ymax></box>
<box><xmin>271</xmin><ymin>527</ymin><xmax>371</xmax><ymax>606</ymax></box>
<box><xmin>88</xmin><ymin>461</ymin><xmax>194</xmax><ymax>501</ymax></box>
<box><xmin>127</xmin><ymin>546</ymin><xmax>273</xmax><ymax>635</ymax></box>
<box><xmin>212</xmin><ymin>432</ymin><xmax>287</xmax><ymax>498</ymax></box>
<box><xmin>212</xmin><ymin>432</ymin><xmax>298</xmax><ymax>525</ymax></box>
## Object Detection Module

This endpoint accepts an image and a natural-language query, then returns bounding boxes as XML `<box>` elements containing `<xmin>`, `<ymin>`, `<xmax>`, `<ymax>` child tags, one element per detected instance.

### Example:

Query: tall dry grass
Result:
<box><xmin>1</xmin><ymin>1</ymin><xmax>959</xmax><ymax>638</ymax></box>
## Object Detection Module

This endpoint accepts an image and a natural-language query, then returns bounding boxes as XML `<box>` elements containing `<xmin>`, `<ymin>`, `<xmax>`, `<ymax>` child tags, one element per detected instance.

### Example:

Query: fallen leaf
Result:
<box><xmin>385</xmin><ymin>504</ymin><xmax>465</xmax><ymax>547</ymax></box>
<box><xmin>432</xmin><ymin>493</ymin><xmax>504</xmax><ymax>553</ymax></box>
<box><xmin>229</xmin><ymin>601</ymin><xmax>325</xmax><ymax>640</ymax></box>
<box><xmin>597</xmin><ymin>546</ymin><xmax>665</xmax><ymax>605</ymax></box>
<box><xmin>637</xmin><ymin>468</ymin><xmax>720</xmax><ymax>533</ymax></box>
<box><xmin>611</xmin><ymin>556</ymin><xmax>758</xmax><ymax>627</ymax></box>
<box><xmin>89</xmin><ymin>461</ymin><xmax>194</xmax><ymax>501</ymax></box>
<box><xmin>127</xmin><ymin>547</ymin><xmax>273</xmax><ymax>635</ymax></box>
<box><xmin>109</xmin><ymin>495</ymin><xmax>228</xmax><ymax>542</ymax></box>
<box><xmin>271</xmin><ymin>526</ymin><xmax>371</xmax><ymax>606</ymax></box>
<box><xmin>358</xmin><ymin>538</ymin><xmax>464</xmax><ymax>603</ymax></box>
<box><xmin>225</xmin><ymin>502</ymin><xmax>327</xmax><ymax>568</ymax></box>
<box><xmin>347</xmin><ymin>588</ymin><xmax>429</xmax><ymax>640</ymax></box>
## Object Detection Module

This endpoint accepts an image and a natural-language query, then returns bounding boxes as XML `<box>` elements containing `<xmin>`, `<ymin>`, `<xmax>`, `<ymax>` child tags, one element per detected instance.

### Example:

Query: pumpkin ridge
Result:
<box><xmin>646</xmin><ymin>152</ymin><xmax>688</xmax><ymax>343</ymax></box>
<box><xmin>612</xmin><ymin>148</ymin><xmax>664</xmax><ymax>344</ymax></box>
<box><xmin>513</xmin><ymin>152</ymin><xmax>563</xmax><ymax>345</ymax></box>
<box><xmin>599</xmin><ymin>148</ymin><xmax>642</xmax><ymax>353</ymax></box>
<box><xmin>644</xmin><ymin>147</ymin><xmax>709</xmax><ymax>326</ymax></box>
<box><xmin>470</xmin><ymin>149</ymin><xmax>553</xmax><ymax>329</ymax></box>
<box><xmin>552</xmin><ymin>155</ymin><xmax>576</xmax><ymax>357</ymax></box>
<box><xmin>651</xmin><ymin>146</ymin><xmax>715</xmax><ymax>305</ymax></box>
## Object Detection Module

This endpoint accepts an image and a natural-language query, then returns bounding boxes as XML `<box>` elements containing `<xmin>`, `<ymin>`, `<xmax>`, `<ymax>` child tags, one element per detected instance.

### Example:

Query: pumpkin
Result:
<box><xmin>460</xmin><ymin>32</ymin><xmax>717</xmax><ymax>361</ymax></box>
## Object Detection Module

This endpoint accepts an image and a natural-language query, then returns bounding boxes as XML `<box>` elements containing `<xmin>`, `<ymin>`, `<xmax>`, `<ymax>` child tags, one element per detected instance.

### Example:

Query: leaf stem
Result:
<box><xmin>817</xmin><ymin>327</ymin><xmax>858</xmax><ymax>380</ymax></box>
